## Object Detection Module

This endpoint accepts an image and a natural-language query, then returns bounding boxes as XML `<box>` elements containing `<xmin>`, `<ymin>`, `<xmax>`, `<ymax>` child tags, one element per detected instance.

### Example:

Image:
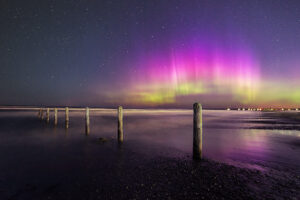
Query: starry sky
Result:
<box><xmin>1</xmin><ymin>0</ymin><xmax>300</xmax><ymax>108</ymax></box>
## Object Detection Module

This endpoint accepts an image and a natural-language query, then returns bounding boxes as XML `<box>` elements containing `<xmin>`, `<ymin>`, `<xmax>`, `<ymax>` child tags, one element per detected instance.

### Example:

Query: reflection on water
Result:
<box><xmin>0</xmin><ymin>110</ymin><xmax>300</xmax><ymax>173</ymax></box>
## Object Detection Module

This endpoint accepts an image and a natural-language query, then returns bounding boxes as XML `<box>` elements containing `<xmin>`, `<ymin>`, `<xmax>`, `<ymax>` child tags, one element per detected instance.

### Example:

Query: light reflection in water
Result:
<box><xmin>0</xmin><ymin>110</ymin><xmax>299</xmax><ymax>171</ymax></box>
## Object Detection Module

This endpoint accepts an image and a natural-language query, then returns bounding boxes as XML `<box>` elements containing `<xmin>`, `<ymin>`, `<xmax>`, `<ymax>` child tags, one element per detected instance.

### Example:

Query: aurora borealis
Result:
<box><xmin>124</xmin><ymin>36</ymin><xmax>261</xmax><ymax>105</ymax></box>
<box><xmin>1</xmin><ymin>0</ymin><xmax>300</xmax><ymax>108</ymax></box>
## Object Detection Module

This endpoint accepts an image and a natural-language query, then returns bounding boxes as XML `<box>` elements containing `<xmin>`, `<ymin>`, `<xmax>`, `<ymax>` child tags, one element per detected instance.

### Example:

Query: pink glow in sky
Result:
<box><xmin>124</xmin><ymin>40</ymin><xmax>261</xmax><ymax>106</ymax></box>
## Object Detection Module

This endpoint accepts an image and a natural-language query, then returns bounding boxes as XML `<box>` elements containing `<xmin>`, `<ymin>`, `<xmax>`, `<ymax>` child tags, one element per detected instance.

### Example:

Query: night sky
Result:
<box><xmin>1</xmin><ymin>0</ymin><xmax>300</xmax><ymax>108</ymax></box>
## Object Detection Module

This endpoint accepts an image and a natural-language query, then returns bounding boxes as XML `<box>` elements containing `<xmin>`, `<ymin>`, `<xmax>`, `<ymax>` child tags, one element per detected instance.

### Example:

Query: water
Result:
<box><xmin>1</xmin><ymin>109</ymin><xmax>299</xmax><ymax>173</ymax></box>
<box><xmin>1</xmin><ymin>109</ymin><xmax>300</xmax><ymax>198</ymax></box>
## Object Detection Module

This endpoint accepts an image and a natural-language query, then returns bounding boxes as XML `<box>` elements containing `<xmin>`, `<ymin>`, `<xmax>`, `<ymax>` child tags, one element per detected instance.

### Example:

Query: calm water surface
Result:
<box><xmin>1</xmin><ymin>109</ymin><xmax>299</xmax><ymax>173</ymax></box>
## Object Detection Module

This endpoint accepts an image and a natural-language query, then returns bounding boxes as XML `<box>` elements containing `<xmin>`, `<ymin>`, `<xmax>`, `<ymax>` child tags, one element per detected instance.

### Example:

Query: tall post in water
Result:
<box><xmin>46</xmin><ymin>108</ymin><xmax>50</xmax><ymax>123</ymax></box>
<box><xmin>38</xmin><ymin>108</ymin><xmax>41</xmax><ymax>118</ymax></box>
<box><xmin>118</xmin><ymin>106</ymin><xmax>123</xmax><ymax>143</ymax></box>
<box><xmin>193</xmin><ymin>103</ymin><xmax>203</xmax><ymax>160</ymax></box>
<box><xmin>41</xmin><ymin>108</ymin><xmax>44</xmax><ymax>120</ymax></box>
<box><xmin>85</xmin><ymin>107</ymin><xmax>90</xmax><ymax>135</ymax></box>
<box><xmin>65</xmin><ymin>107</ymin><xmax>69</xmax><ymax>128</ymax></box>
<box><xmin>54</xmin><ymin>108</ymin><xmax>58</xmax><ymax>126</ymax></box>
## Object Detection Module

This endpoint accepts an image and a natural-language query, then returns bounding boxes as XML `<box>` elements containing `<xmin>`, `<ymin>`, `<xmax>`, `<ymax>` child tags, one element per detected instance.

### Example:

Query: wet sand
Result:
<box><xmin>1</xmin><ymin>142</ymin><xmax>299</xmax><ymax>200</ymax></box>
<box><xmin>0</xmin><ymin>110</ymin><xmax>300</xmax><ymax>199</ymax></box>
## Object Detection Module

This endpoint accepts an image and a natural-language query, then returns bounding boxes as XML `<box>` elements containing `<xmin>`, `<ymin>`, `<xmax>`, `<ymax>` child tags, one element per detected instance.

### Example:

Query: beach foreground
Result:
<box><xmin>1</xmin><ymin>145</ymin><xmax>300</xmax><ymax>200</ymax></box>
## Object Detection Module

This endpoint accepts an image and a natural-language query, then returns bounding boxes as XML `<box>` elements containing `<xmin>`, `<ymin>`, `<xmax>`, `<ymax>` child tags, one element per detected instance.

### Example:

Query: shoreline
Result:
<box><xmin>0</xmin><ymin>111</ymin><xmax>300</xmax><ymax>199</ymax></box>
<box><xmin>2</xmin><ymin>152</ymin><xmax>300</xmax><ymax>200</ymax></box>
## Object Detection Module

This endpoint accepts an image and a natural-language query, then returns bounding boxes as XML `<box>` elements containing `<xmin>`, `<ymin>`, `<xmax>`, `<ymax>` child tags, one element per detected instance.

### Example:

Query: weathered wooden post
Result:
<box><xmin>41</xmin><ymin>109</ymin><xmax>44</xmax><ymax>120</ymax></box>
<box><xmin>85</xmin><ymin>107</ymin><xmax>90</xmax><ymax>135</ymax></box>
<box><xmin>118</xmin><ymin>106</ymin><xmax>123</xmax><ymax>143</ymax></box>
<box><xmin>65</xmin><ymin>107</ymin><xmax>69</xmax><ymax>128</ymax></box>
<box><xmin>54</xmin><ymin>108</ymin><xmax>58</xmax><ymax>126</ymax></box>
<box><xmin>46</xmin><ymin>108</ymin><xmax>50</xmax><ymax>123</ymax></box>
<box><xmin>193</xmin><ymin>103</ymin><xmax>203</xmax><ymax>160</ymax></box>
<box><xmin>38</xmin><ymin>108</ymin><xmax>41</xmax><ymax>118</ymax></box>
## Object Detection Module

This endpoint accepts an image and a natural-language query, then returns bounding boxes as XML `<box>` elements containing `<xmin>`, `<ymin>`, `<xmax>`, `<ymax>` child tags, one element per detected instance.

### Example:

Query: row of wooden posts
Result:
<box><xmin>38</xmin><ymin>106</ymin><xmax>124</xmax><ymax>142</ymax></box>
<box><xmin>37</xmin><ymin>103</ymin><xmax>203</xmax><ymax>160</ymax></box>
<box><xmin>38</xmin><ymin>107</ymin><xmax>68</xmax><ymax>128</ymax></box>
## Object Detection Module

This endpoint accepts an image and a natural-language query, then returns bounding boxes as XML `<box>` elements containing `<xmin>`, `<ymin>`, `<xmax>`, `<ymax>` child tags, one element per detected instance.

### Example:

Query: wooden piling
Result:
<box><xmin>38</xmin><ymin>108</ymin><xmax>41</xmax><ymax>118</ymax></box>
<box><xmin>193</xmin><ymin>103</ymin><xmax>203</xmax><ymax>160</ymax></box>
<box><xmin>85</xmin><ymin>107</ymin><xmax>90</xmax><ymax>135</ymax></box>
<box><xmin>41</xmin><ymin>109</ymin><xmax>44</xmax><ymax>120</ymax></box>
<box><xmin>54</xmin><ymin>108</ymin><xmax>58</xmax><ymax>126</ymax></box>
<box><xmin>65</xmin><ymin>107</ymin><xmax>69</xmax><ymax>128</ymax></box>
<box><xmin>118</xmin><ymin>106</ymin><xmax>123</xmax><ymax>143</ymax></box>
<box><xmin>46</xmin><ymin>108</ymin><xmax>50</xmax><ymax>123</ymax></box>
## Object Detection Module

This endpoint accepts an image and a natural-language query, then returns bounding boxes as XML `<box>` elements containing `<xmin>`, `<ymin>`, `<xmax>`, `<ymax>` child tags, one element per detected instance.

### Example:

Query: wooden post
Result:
<box><xmin>38</xmin><ymin>108</ymin><xmax>41</xmax><ymax>118</ymax></box>
<box><xmin>46</xmin><ymin>108</ymin><xmax>50</xmax><ymax>123</ymax></box>
<box><xmin>65</xmin><ymin>107</ymin><xmax>69</xmax><ymax>128</ymax></box>
<box><xmin>41</xmin><ymin>109</ymin><xmax>44</xmax><ymax>120</ymax></box>
<box><xmin>118</xmin><ymin>106</ymin><xmax>123</xmax><ymax>143</ymax></box>
<box><xmin>85</xmin><ymin>107</ymin><xmax>90</xmax><ymax>135</ymax></box>
<box><xmin>193</xmin><ymin>103</ymin><xmax>202</xmax><ymax>160</ymax></box>
<box><xmin>54</xmin><ymin>108</ymin><xmax>58</xmax><ymax>126</ymax></box>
